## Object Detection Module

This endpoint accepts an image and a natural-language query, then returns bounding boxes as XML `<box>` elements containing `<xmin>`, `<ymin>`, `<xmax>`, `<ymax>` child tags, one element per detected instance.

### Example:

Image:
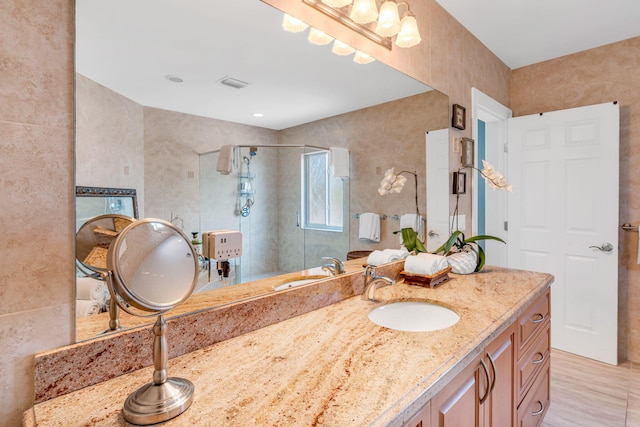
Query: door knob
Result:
<box><xmin>589</xmin><ymin>243</ymin><xmax>613</xmax><ymax>252</ymax></box>
<box><xmin>428</xmin><ymin>230</ymin><xmax>439</xmax><ymax>237</ymax></box>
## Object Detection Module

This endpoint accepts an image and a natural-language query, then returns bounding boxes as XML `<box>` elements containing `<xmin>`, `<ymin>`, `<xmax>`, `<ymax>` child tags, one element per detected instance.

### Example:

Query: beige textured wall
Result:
<box><xmin>1</xmin><ymin>0</ymin><xmax>512</xmax><ymax>425</ymax></box>
<box><xmin>511</xmin><ymin>36</ymin><xmax>640</xmax><ymax>362</ymax></box>
<box><xmin>75</xmin><ymin>74</ymin><xmax>145</xmax><ymax>213</ymax></box>
<box><xmin>0</xmin><ymin>0</ymin><xmax>75</xmax><ymax>424</ymax></box>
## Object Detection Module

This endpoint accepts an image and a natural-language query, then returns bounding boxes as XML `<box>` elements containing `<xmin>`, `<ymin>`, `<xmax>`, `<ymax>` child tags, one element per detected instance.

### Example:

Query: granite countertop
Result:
<box><xmin>75</xmin><ymin>260</ymin><xmax>365</xmax><ymax>342</ymax></box>
<box><xmin>31</xmin><ymin>266</ymin><xmax>552</xmax><ymax>426</ymax></box>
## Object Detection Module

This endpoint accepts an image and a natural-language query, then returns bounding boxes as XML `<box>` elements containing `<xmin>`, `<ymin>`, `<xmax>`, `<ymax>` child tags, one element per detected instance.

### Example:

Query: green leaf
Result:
<box><xmin>463</xmin><ymin>234</ymin><xmax>506</xmax><ymax>245</ymax></box>
<box><xmin>401</xmin><ymin>228</ymin><xmax>417</xmax><ymax>252</ymax></box>
<box><xmin>415</xmin><ymin>238</ymin><xmax>427</xmax><ymax>253</ymax></box>
<box><xmin>475</xmin><ymin>245</ymin><xmax>486</xmax><ymax>271</ymax></box>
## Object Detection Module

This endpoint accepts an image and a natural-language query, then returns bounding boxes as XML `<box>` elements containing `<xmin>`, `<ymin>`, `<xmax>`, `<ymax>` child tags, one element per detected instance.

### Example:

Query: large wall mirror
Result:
<box><xmin>74</xmin><ymin>0</ymin><xmax>449</xmax><ymax>342</ymax></box>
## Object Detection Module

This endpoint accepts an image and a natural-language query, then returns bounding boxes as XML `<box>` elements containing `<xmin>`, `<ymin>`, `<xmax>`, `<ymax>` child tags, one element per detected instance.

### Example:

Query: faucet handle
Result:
<box><xmin>363</xmin><ymin>264</ymin><xmax>377</xmax><ymax>278</ymax></box>
<box><xmin>322</xmin><ymin>257</ymin><xmax>345</xmax><ymax>274</ymax></box>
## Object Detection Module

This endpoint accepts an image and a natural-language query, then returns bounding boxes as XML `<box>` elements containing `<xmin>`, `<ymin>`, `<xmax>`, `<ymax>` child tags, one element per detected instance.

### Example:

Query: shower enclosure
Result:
<box><xmin>199</xmin><ymin>145</ymin><xmax>350</xmax><ymax>285</ymax></box>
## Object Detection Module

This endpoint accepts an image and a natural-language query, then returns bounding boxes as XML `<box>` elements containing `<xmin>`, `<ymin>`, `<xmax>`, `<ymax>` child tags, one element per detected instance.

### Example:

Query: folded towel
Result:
<box><xmin>404</xmin><ymin>253</ymin><xmax>448</xmax><ymax>275</ymax></box>
<box><xmin>399</xmin><ymin>213</ymin><xmax>424</xmax><ymax>242</ymax></box>
<box><xmin>367</xmin><ymin>248</ymin><xmax>410</xmax><ymax>265</ymax></box>
<box><xmin>76</xmin><ymin>276</ymin><xmax>108</xmax><ymax>305</ymax></box>
<box><xmin>76</xmin><ymin>300</ymin><xmax>102</xmax><ymax>318</ymax></box>
<box><xmin>329</xmin><ymin>147</ymin><xmax>350</xmax><ymax>178</ymax></box>
<box><xmin>359</xmin><ymin>212</ymin><xmax>380</xmax><ymax>243</ymax></box>
<box><xmin>216</xmin><ymin>144</ymin><xmax>234</xmax><ymax>175</ymax></box>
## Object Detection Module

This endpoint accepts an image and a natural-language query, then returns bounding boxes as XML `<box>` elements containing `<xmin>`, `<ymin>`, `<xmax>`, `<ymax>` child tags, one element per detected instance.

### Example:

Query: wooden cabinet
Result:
<box><xmin>406</xmin><ymin>401</ymin><xmax>431</xmax><ymax>427</ymax></box>
<box><xmin>429</xmin><ymin>323</ymin><xmax>516</xmax><ymax>427</ymax></box>
<box><xmin>516</xmin><ymin>289</ymin><xmax>551</xmax><ymax>427</ymax></box>
<box><xmin>404</xmin><ymin>289</ymin><xmax>550</xmax><ymax>427</ymax></box>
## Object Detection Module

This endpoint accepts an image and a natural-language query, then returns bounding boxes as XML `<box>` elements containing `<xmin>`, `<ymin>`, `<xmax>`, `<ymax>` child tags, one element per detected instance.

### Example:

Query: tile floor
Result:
<box><xmin>542</xmin><ymin>349</ymin><xmax>640</xmax><ymax>426</ymax></box>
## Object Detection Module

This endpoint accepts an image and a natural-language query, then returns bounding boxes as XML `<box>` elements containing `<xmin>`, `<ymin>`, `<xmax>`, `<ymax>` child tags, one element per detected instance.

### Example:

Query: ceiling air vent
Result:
<box><xmin>218</xmin><ymin>76</ymin><xmax>249</xmax><ymax>89</ymax></box>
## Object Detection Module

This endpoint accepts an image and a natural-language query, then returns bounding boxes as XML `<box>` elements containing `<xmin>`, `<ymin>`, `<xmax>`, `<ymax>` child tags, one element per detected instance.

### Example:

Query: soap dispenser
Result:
<box><xmin>191</xmin><ymin>232</ymin><xmax>202</xmax><ymax>256</ymax></box>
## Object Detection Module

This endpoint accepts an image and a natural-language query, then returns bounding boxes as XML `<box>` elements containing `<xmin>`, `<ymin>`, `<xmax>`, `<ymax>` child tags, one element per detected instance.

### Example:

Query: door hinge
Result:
<box><xmin>504</xmin><ymin>221</ymin><xmax>508</xmax><ymax>231</ymax></box>
<box><xmin>503</xmin><ymin>143</ymin><xmax>509</xmax><ymax>153</ymax></box>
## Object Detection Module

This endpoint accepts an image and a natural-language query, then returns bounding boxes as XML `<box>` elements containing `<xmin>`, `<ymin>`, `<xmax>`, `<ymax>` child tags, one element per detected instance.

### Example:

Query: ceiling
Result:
<box><xmin>75</xmin><ymin>0</ymin><xmax>429</xmax><ymax>131</ymax></box>
<box><xmin>434</xmin><ymin>0</ymin><xmax>640</xmax><ymax>69</ymax></box>
<box><xmin>77</xmin><ymin>0</ymin><xmax>640</xmax><ymax>130</ymax></box>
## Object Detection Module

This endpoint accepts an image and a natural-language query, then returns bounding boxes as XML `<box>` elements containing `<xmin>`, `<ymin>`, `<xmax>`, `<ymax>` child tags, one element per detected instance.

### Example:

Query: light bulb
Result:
<box><xmin>395</xmin><ymin>14</ymin><xmax>421</xmax><ymax>48</ymax></box>
<box><xmin>332</xmin><ymin>39</ymin><xmax>356</xmax><ymax>56</ymax></box>
<box><xmin>308</xmin><ymin>28</ymin><xmax>334</xmax><ymax>46</ymax></box>
<box><xmin>353</xmin><ymin>51</ymin><xmax>375</xmax><ymax>64</ymax></box>
<box><xmin>376</xmin><ymin>1</ymin><xmax>401</xmax><ymax>37</ymax></box>
<box><xmin>349</xmin><ymin>0</ymin><xmax>378</xmax><ymax>24</ymax></box>
<box><xmin>282</xmin><ymin>14</ymin><xmax>309</xmax><ymax>33</ymax></box>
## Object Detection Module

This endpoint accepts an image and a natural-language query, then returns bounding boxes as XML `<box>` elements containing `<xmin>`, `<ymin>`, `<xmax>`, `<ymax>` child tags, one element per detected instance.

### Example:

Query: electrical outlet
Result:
<box><xmin>202</xmin><ymin>230</ymin><xmax>242</xmax><ymax>260</ymax></box>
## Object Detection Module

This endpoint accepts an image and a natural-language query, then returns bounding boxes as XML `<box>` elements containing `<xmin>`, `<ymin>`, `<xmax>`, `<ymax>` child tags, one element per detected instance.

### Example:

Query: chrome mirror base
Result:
<box><xmin>123</xmin><ymin>378</ymin><xmax>194</xmax><ymax>425</ymax></box>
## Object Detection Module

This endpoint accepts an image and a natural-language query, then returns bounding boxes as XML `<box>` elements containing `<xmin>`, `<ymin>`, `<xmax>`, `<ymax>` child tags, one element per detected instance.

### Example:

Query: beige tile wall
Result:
<box><xmin>0</xmin><ymin>0</ymin><xmax>75</xmax><ymax>424</ymax></box>
<box><xmin>511</xmin><ymin>36</ymin><xmax>640</xmax><ymax>362</ymax></box>
<box><xmin>1</xmin><ymin>0</ymin><xmax>515</xmax><ymax>425</ymax></box>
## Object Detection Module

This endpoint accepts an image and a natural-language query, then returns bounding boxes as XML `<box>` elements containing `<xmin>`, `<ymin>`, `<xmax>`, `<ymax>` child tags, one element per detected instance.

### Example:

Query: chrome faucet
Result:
<box><xmin>322</xmin><ymin>257</ymin><xmax>345</xmax><ymax>276</ymax></box>
<box><xmin>362</xmin><ymin>264</ymin><xmax>396</xmax><ymax>301</ymax></box>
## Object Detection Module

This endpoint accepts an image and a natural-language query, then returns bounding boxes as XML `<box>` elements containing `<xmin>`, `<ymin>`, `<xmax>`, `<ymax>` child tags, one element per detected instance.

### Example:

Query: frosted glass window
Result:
<box><xmin>302</xmin><ymin>151</ymin><xmax>343</xmax><ymax>231</ymax></box>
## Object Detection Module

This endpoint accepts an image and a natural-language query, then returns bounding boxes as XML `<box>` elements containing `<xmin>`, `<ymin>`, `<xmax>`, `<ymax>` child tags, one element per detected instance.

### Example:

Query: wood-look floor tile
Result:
<box><xmin>542</xmin><ymin>350</ymin><xmax>630</xmax><ymax>427</ymax></box>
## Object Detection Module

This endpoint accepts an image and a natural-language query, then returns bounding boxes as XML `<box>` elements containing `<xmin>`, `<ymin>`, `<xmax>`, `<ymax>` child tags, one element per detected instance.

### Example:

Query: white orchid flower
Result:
<box><xmin>378</xmin><ymin>167</ymin><xmax>408</xmax><ymax>195</ymax></box>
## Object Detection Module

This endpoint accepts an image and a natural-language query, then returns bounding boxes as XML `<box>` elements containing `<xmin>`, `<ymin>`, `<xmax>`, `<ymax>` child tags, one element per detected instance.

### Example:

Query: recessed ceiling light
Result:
<box><xmin>252</xmin><ymin>113</ymin><xmax>264</xmax><ymax>118</ymax></box>
<box><xmin>164</xmin><ymin>74</ymin><xmax>184</xmax><ymax>83</ymax></box>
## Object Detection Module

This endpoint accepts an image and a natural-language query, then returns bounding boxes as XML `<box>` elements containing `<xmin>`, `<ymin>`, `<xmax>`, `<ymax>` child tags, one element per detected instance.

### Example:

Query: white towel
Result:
<box><xmin>359</xmin><ymin>212</ymin><xmax>380</xmax><ymax>243</ymax></box>
<box><xmin>367</xmin><ymin>248</ymin><xmax>410</xmax><ymax>265</ymax></box>
<box><xmin>216</xmin><ymin>145</ymin><xmax>234</xmax><ymax>175</ymax></box>
<box><xmin>404</xmin><ymin>253</ymin><xmax>448</xmax><ymax>275</ymax></box>
<box><xmin>399</xmin><ymin>213</ymin><xmax>424</xmax><ymax>242</ymax></box>
<box><xmin>76</xmin><ymin>276</ymin><xmax>108</xmax><ymax>305</ymax></box>
<box><xmin>329</xmin><ymin>147</ymin><xmax>350</xmax><ymax>178</ymax></box>
<box><xmin>76</xmin><ymin>300</ymin><xmax>102</xmax><ymax>317</ymax></box>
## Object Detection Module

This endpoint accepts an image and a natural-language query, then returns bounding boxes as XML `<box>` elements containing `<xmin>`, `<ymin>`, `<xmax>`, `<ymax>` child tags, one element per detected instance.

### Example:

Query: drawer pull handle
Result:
<box><xmin>531</xmin><ymin>313</ymin><xmax>545</xmax><ymax>323</ymax></box>
<box><xmin>479</xmin><ymin>359</ymin><xmax>491</xmax><ymax>404</ymax></box>
<box><xmin>486</xmin><ymin>352</ymin><xmax>497</xmax><ymax>394</ymax></box>
<box><xmin>532</xmin><ymin>401</ymin><xmax>545</xmax><ymax>416</ymax></box>
<box><xmin>532</xmin><ymin>351</ymin><xmax>545</xmax><ymax>365</ymax></box>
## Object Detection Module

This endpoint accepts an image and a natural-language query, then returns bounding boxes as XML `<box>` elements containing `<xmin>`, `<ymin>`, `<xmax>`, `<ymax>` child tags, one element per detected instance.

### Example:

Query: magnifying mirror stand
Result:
<box><xmin>123</xmin><ymin>315</ymin><xmax>194</xmax><ymax>425</ymax></box>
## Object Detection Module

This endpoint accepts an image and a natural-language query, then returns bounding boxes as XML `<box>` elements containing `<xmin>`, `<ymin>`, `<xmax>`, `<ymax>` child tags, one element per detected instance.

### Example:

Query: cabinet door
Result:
<box><xmin>431</xmin><ymin>354</ymin><xmax>483</xmax><ymax>427</ymax></box>
<box><xmin>484</xmin><ymin>323</ymin><xmax>516</xmax><ymax>427</ymax></box>
<box><xmin>405</xmin><ymin>401</ymin><xmax>431</xmax><ymax>427</ymax></box>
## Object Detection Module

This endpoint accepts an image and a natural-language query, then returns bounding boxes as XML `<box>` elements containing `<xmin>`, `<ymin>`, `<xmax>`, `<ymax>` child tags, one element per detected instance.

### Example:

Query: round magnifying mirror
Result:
<box><xmin>107</xmin><ymin>218</ymin><xmax>198</xmax><ymax>315</ymax></box>
<box><xmin>76</xmin><ymin>214</ymin><xmax>136</xmax><ymax>275</ymax></box>
<box><xmin>105</xmin><ymin>218</ymin><xmax>198</xmax><ymax>425</ymax></box>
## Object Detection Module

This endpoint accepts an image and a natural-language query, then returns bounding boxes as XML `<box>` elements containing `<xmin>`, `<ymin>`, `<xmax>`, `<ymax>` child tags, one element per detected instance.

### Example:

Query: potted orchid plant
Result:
<box><xmin>378</xmin><ymin>160</ymin><xmax>512</xmax><ymax>273</ymax></box>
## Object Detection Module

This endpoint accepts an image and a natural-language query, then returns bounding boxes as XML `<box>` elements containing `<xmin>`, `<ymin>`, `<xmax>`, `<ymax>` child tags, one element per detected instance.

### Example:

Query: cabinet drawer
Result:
<box><xmin>518</xmin><ymin>325</ymin><xmax>550</xmax><ymax>400</ymax></box>
<box><xmin>518</xmin><ymin>290</ymin><xmax>550</xmax><ymax>354</ymax></box>
<box><xmin>517</xmin><ymin>361</ymin><xmax>550</xmax><ymax>427</ymax></box>
<box><xmin>405</xmin><ymin>401</ymin><xmax>431</xmax><ymax>427</ymax></box>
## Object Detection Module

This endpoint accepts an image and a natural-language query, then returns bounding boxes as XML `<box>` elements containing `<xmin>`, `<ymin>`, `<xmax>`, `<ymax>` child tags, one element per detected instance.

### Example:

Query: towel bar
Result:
<box><xmin>621</xmin><ymin>223</ymin><xmax>639</xmax><ymax>232</ymax></box>
<box><xmin>354</xmin><ymin>213</ymin><xmax>387</xmax><ymax>220</ymax></box>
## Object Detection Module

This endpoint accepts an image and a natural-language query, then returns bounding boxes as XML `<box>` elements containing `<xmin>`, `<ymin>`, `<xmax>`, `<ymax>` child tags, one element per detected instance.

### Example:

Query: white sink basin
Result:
<box><xmin>368</xmin><ymin>301</ymin><xmax>460</xmax><ymax>332</ymax></box>
<box><xmin>272</xmin><ymin>275</ymin><xmax>327</xmax><ymax>291</ymax></box>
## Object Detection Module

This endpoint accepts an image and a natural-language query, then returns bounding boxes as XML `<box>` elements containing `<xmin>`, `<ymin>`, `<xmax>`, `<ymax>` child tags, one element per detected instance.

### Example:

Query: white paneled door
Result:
<box><xmin>426</xmin><ymin>129</ymin><xmax>450</xmax><ymax>252</ymax></box>
<box><xmin>507</xmin><ymin>102</ymin><xmax>619</xmax><ymax>365</ymax></box>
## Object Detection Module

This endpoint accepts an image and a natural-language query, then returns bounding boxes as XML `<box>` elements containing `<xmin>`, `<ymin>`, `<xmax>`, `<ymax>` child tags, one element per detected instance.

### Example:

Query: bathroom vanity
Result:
<box><xmin>26</xmin><ymin>264</ymin><xmax>552</xmax><ymax>426</ymax></box>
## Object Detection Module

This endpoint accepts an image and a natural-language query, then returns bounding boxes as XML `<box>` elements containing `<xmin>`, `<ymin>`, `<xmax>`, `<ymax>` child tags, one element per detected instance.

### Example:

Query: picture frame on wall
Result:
<box><xmin>452</xmin><ymin>104</ymin><xmax>466</xmax><ymax>130</ymax></box>
<box><xmin>453</xmin><ymin>171</ymin><xmax>466</xmax><ymax>194</ymax></box>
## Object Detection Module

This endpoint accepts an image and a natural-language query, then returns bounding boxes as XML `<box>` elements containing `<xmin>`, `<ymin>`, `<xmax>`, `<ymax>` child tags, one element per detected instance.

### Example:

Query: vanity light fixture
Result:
<box><xmin>308</xmin><ymin>27</ymin><xmax>334</xmax><ymax>45</ymax></box>
<box><xmin>350</xmin><ymin>0</ymin><xmax>379</xmax><ymax>24</ymax></box>
<box><xmin>395</xmin><ymin>10</ymin><xmax>421</xmax><ymax>48</ymax></box>
<box><xmin>353</xmin><ymin>50</ymin><xmax>375</xmax><ymax>64</ymax></box>
<box><xmin>332</xmin><ymin>39</ymin><xmax>356</xmax><ymax>56</ymax></box>
<box><xmin>375</xmin><ymin>1</ymin><xmax>401</xmax><ymax>37</ymax></box>
<box><xmin>282</xmin><ymin>13</ymin><xmax>309</xmax><ymax>32</ymax></box>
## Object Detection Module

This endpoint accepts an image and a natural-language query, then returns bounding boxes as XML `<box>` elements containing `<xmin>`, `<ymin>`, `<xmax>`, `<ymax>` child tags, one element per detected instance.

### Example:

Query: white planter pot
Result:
<box><xmin>446</xmin><ymin>251</ymin><xmax>477</xmax><ymax>274</ymax></box>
